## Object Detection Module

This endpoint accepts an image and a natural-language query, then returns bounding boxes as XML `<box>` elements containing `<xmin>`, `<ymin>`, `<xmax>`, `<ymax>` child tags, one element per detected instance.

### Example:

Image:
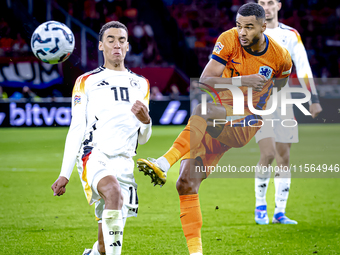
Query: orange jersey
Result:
<box><xmin>211</xmin><ymin>27</ymin><xmax>292</xmax><ymax>112</ymax></box>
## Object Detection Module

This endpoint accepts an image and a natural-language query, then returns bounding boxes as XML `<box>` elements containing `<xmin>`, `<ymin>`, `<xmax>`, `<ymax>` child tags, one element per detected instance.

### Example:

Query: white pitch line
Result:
<box><xmin>0</xmin><ymin>168</ymin><xmax>38</xmax><ymax>172</ymax></box>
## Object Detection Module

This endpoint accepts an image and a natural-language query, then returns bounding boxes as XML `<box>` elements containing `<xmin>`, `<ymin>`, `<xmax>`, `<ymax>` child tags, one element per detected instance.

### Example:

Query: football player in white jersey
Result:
<box><xmin>51</xmin><ymin>21</ymin><xmax>152</xmax><ymax>255</ymax></box>
<box><xmin>254</xmin><ymin>0</ymin><xmax>322</xmax><ymax>224</ymax></box>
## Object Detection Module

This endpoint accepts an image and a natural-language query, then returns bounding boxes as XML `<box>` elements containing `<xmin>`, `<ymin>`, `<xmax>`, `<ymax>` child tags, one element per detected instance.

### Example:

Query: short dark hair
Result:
<box><xmin>99</xmin><ymin>21</ymin><xmax>128</xmax><ymax>41</ymax></box>
<box><xmin>237</xmin><ymin>3</ymin><xmax>265</xmax><ymax>21</ymax></box>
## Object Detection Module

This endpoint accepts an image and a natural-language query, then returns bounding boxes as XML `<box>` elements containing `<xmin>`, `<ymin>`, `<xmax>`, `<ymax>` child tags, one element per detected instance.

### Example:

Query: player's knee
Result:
<box><xmin>261</xmin><ymin>150</ymin><xmax>276</xmax><ymax>164</ymax></box>
<box><xmin>176</xmin><ymin>175</ymin><xmax>199</xmax><ymax>195</ymax></box>
<box><xmin>277</xmin><ymin>150</ymin><xmax>290</xmax><ymax>165</ymax></box>
<box><xmin>101</xmin><ymin>182</ymin><xmax>123</xmax><ymax>208</ymax></box>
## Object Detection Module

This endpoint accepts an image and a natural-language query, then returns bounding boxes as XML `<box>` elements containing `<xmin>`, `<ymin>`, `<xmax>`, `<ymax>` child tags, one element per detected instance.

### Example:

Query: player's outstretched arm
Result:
<box><xmin>290</xmin><ymin>29</ymin><xmax>322</xmax><ymax>118</ymax></box>
<box><xmin>51</xmin><ymin>176</ymin><xmax>69</xmax><ymax>196</ymax></box>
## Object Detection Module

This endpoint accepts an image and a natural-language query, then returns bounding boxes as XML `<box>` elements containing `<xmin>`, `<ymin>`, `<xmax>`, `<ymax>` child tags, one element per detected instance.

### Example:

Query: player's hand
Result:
<box><xmin>51</xmin><ymin>176</ymin><xmax>69</xmax><ymax>196</ymax></box>
<box><xmin>241</xmin><ymin>74</ymin><xmax>268</xmax><ymax>92</ymax></box>
<box><xmin>309</xmin><ymin>103</ymin><xmax>322</xmax><ymax>118</ymax></box>
<box><xmin>131</xmin><ymin>100</ymin><xmax>151</xmax><ymax>124</ymax></box>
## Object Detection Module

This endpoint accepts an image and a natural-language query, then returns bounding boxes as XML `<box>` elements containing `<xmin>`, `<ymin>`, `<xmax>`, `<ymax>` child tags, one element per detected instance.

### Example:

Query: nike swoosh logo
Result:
<box><xmin>231</xmin><ymin>59</ymin><xmax>241</xmax><ymax>64</ymax></box>
<box><xmin>180</xmin><ymin>214</ymin><xmax>186</xmax><ymax>218</ymax></box>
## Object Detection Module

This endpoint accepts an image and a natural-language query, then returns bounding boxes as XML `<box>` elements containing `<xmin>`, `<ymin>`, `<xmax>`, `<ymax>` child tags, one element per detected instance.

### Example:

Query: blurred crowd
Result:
<box><xmin>0</xmin><ymin>17</ymin><xmax>30</xmax><ymax>56</ymax></box>
<box><xmin>0</xmin><ymin>0</ymin><xmax>165</xmax><ymax>68</ymax></box>
<box><xmin>165</xmin><ymin>0</ymin><xmax>340</xmax><ymax>78</ymax></box>
<box><xmin>57</xmin><ymin>0</ymin><xmax>165</xmax><ymax>68</ymax></box>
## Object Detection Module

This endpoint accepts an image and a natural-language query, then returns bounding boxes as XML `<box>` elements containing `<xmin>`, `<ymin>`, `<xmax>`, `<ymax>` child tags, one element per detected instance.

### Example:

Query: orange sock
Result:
<box><xmin>179</xmin><ymin>194</ymin><xmax>203</xmax><ymax>255</ymax></box>
<box><xmin>163</xmin><ymin>115</ymin><xmax>207</xmax><ymax>167</ymax></box>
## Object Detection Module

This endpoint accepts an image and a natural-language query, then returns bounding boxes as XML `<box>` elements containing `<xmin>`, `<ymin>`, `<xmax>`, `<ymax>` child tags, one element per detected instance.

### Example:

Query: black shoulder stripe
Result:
<box><xmin>278</xmin><ymin>22</ymin><xmax>294</xmax><ymax>31</ymax></box>
<box><xmin>127</xmin><ymin>68</ymin><xmax>146</xmax><ymax>80</ymax></box>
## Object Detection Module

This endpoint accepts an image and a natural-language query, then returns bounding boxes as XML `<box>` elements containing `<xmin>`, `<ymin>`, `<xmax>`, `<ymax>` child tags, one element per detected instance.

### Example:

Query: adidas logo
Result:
<box><xmin>110</xmin><ymin>241</ymin><xmax>122</xmax><ymax>247</ymax></box>
<box><xmin>98</xmin><ymin>80</ymin><xmax>109</xmax><ymax>86</ymax></box>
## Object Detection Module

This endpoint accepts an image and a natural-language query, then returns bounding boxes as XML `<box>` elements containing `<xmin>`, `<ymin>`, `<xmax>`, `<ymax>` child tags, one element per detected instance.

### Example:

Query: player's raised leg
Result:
<box><xmin>272</xmin><ymin>142</ymin><xmax>297</xmax><ymax>224</ymax></box>
<box><xmin>177</xmin><ymin>159</ymin><xmax>206</xmax><ymax>255</ymax></box>
<box><xmin>137</xmin><ymin>103</ymin><xmax>226</xmax><ymax>185</ymax></box>
<box><xmin>254</xmin><ymin>137</ymin><xmax>275</xmax><ymax>224</ymax></box>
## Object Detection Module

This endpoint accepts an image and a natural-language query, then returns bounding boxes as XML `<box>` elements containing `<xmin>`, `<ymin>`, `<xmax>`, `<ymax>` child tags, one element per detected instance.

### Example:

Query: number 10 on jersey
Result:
<box><xmin>111</xmin><ymin>87</ymin><xmax>130</xmax><ymax>102</ymax></box>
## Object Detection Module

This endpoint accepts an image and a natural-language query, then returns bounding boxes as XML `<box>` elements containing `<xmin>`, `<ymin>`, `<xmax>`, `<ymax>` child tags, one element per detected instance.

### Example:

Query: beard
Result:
<box><xmin>241</xmin><ymin>36</ymin><xmax>260</xmax><ymax>50</ymax></box>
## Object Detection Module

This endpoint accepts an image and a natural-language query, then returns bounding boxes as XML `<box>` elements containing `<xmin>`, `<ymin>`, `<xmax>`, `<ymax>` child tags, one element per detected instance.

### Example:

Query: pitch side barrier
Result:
<box><xmin>0</xmin><ymin>97</ymin><xmax>339</xmax><ymax>127</ymax></box>
<box><xmin>0</xmin><ymin>99</ymin><xmax>191</xmax><ymax>127</ymax></box>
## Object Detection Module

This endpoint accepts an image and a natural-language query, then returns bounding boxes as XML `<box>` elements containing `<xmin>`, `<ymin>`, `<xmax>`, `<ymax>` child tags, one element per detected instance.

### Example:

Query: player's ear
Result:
<box><xmin>261</xmin><ymin>20</ymin><xmax>267</xmax><ymax>33</ymax></box>
<box><xmin>277</xmin><ymin>2</ymin><xmax>282</xmax><ymax>11</ymax></box>
<box><xmin>98</xmin><ymin>41</ymin><xmax>103</xmax><ymax>51</ymax></box>
<box><xmin>126</xmin><ymin>42</ymin><xmax>129</xmax><ymax>52</ymax></box>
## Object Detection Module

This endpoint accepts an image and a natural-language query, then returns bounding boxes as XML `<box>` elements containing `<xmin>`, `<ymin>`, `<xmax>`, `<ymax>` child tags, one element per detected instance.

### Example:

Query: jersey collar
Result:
<box><xmin>243</xmin><ymin>34</ymin><xmax>269</xmax><ymax>57</ymax></box>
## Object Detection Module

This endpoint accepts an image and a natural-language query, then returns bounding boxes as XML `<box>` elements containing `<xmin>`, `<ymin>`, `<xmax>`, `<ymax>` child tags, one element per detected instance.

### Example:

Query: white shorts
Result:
<box><xmin>255</xmin><ymin>105</ymin><xmax>299</xmax><ymax>144</ymax></box>
<box><xmin>76</xmin><ymin>146</ymin><xmax>138</xmax><ymax>220</ymax></box>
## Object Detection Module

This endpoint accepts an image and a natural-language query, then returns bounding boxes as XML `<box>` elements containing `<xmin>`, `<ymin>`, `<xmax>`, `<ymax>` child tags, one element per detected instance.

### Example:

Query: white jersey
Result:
<box><xmin>60</xmin><ymin>66</ymin><xmax>151</xmax><ymax>179</ymax></box>
<box><xmin>255</xmin><ymin>23</ymin><xmax>320</xmax><ymax>144</ymax></box>
<box><xmin>264</xmin><ymin>23</ymin><xmax>318</xmax><ymax>97</ymax></box>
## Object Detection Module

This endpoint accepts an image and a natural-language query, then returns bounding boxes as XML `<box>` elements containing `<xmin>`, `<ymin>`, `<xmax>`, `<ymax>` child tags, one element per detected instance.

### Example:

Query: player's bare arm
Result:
<box><xmin>131</xmin><ymin>100</ymin><xmax>150</xmax><ymax>124</ymax></box>
<box><xmin>273</xmin><ymin>76</ymin><xmax>289</xmax><ymax>91</ymax></box>
<box><xmin>51</xmin><ymin>176</ymin><xmax>69</xmax><ymax>196</ymax></box>
<box><xmin>200</xmin><ymin>58</ymin><xmax>268</xmax><ymax>92</ymax></box>
<box><xmin>310</xmin><ymin>103</ymin><xmax>322</xmax><ymax>118</ymax></box>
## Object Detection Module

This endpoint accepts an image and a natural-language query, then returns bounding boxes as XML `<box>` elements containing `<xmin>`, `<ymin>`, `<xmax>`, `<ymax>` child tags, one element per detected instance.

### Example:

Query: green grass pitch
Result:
<box><xmin>0</xmin><ymin>124</ymin><xmax>339</xmax><ymax>254</ymax></box>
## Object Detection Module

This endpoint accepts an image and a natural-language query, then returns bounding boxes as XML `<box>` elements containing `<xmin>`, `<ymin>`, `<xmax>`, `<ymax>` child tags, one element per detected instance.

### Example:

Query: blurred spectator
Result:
<box><xmin>0</xmin><ymin>86</ymin><xmax>8</xmax><ymax>100</ymax></box>
<box><xmin>126</xmin><ymin>23</ymin><xmax>149</xmax><ymax>67</ymax></box>
<box><xmin>142</xmin><ymin>24</ymin><xmax>159</xmax><ymax>65</ymax></box>
<box><xmin>169</xmin><ymin>84</ymin><xmax>180</xmax><ymax>100</ymax></box>
<box><xmin>83</xmin><ymin>0</ymin><xmax>101</xmax><ymax>32</ymax></box>
<box><xmin>12</xmin><ymin>33</ymin><xmax>30</xmax><ymax>54</ymax></box>
<box><xmin>52</xmin><ymin>89</ymin><xmax>64</xmax><ymax>102</ymax></box>
<box><xmin>321</xmin><ymin>67</ymin><xmax>331</xmax><ymax>84</ymax></box>
<box><xmin>22</xmin><ymin>86</ymin><xmax>38</xmax><ymax>102</ymax></box>
<box><xmin>194</xmin><ymin>27</ymin><xmax>208</xmax><ymax>48</ymax></box>
<box><xmin>189</xmin><ymin>80</ymin><xmax>203</xmax><ymax>113</ymax></box>
<box><xmin>0</xmin><ymin>27</ymin><xmax>14</xmax><ymax>56</ymax></box>
<box><xmin>0</xmin><ymin>17</ymin><xmax>10</xmax><ymax>37</ymax></box>
<box><xmin>10</xmin><ymin>91</ymin><xmax>23</xmax><ymax>100</ymax></box>
<box><xmin>150</xmin><ymin>86</ymin><xmax>164</xmax><ymax>101</ymax></box>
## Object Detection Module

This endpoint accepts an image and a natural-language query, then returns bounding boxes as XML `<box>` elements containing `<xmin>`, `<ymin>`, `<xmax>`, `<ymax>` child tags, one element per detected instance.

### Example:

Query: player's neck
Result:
<box><xmin>247</xmin><ymin>34</ymin><xmax>266</xmax><ymax>53</ymax></box>
<box><xmin>104</xmin><ymin>61</ymin><xmax>126</xmax><ymax>71</ymax></box>
<box><xmin>266</xmin><ymin>18</ymin><xmax>279</xmax><ymax>29</ymax></box>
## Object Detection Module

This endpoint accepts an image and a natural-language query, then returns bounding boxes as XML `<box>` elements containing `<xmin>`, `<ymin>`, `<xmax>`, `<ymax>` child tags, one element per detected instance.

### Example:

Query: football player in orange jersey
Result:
<box><xmin>138</xmin><ymin>3</ymin><xmax>292</xmax><ymax>254</ymax></box>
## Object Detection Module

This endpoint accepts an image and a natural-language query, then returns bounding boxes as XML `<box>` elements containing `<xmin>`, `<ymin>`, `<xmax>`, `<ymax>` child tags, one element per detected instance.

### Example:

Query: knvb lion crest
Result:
<box><xmin>259</xmin><ymin>66</ymin><xmax>273</xmax><ymax>80</ymax></box>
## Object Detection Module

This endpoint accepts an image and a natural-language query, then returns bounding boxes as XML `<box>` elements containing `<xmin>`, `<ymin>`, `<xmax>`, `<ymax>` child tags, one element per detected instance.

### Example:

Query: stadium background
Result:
<box><xmin>0</xmin><ymin>0</ymin><xmax>340</xmax><ymax>126</ymax></box>
<box><xmin>0</xmin><ymin>0</ymin><xmax>340</xmax><ymax>254</ymax></box>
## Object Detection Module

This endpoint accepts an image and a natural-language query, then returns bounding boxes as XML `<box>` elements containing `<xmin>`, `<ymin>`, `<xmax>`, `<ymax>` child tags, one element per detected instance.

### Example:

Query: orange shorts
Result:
<box><xmin>182</xmin><ymin>106</ymin><xmax>262</xmax><ymax>177</ymax></box>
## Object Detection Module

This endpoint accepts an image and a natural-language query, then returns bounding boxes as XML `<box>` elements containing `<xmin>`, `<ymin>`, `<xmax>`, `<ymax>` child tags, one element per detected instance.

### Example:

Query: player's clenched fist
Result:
<box><xmin>51</xmin><ymin>176</ymin><xmax>69</xmax><ymax>196</ymax></box>
<box><xmin>131</xmin><ymin>100</ymin><xmax>151</xmax><ymax>124</ymax></box>
<box><xmin>241</xmin><ymin>74</ymin><xmax>268</xmax><ymax>92</ymax></box>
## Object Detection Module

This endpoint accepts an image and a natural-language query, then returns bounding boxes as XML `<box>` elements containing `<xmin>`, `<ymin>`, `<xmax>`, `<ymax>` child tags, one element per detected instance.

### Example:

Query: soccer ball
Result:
<box><xmin>31</xmin><ymin>21</ymin><xmax>75</xmax><ymax>64</ymax></box>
